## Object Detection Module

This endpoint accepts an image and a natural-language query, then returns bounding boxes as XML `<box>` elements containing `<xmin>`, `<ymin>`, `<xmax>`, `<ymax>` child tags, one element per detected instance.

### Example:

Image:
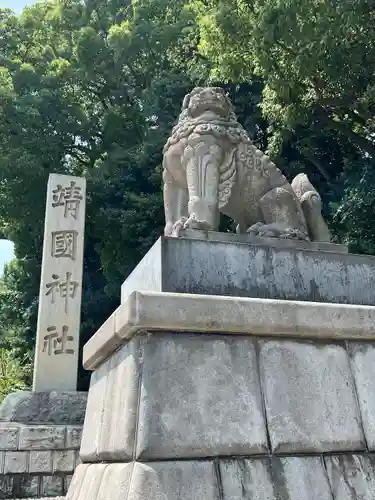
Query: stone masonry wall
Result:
<box><xmin>0</xmin><ymin>424</ymin><xmax>82</xmax><ymax>499</ymax></box>
<box><xmin>69</xmin><ymin>331</ymin><xmax>375</xmax><ymax>499</ymax></box>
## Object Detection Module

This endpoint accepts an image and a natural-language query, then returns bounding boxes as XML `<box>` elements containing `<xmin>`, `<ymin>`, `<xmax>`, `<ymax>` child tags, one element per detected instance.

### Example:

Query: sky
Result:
<box><xmin>1</xmin><ymin>0</ymin><xmax>33</xmax><ymax>13</ymax></box>
<box><xmin>0</xmin><ymin>240</ymin><xmax>15</xmax><ymax>274</ymax></box>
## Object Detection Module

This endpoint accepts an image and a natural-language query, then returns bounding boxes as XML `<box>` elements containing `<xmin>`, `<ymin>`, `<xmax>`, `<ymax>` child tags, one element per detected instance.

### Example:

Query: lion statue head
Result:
<box><xmin>163</xmin><ymin>87</ymin><xmax>244</xmax><ymax>155</ymax></box>
<box><xmin>181</xmin><ymin>87</ymin><xmax>235</xmax><ymax>121</ymax></box>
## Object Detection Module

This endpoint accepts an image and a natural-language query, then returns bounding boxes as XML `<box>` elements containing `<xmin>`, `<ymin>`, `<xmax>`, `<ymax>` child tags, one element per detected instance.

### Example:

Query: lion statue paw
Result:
<box><xmin>169</xmin><ymin>215</ymin><xmax>212</xmax><ymax>237</ymax></box>
<box><xmin>247</xmin><ymin>222</ymin><xmax>309</xmax><ymax>241</ymax></box>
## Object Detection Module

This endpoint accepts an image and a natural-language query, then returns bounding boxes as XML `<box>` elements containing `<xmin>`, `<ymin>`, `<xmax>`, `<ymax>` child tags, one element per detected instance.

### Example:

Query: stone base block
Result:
<box><xmin>0</xmin><ymin>391</ymin><xmax>87</xmax><ymax>425</ymax></box>
<box><xmin>260</xmin><ymin>340</ymin><xmax>365</xmax><ymax>453</ymax></box>
<box><xmin>120</xmin><ymin>236</ymin><xmax>375</xmax><ymax>305</ymax></box>
<box><xmin>67</xmin><ymin>454</ymin><xmax>375</xmax><ymax>499</ymax></box>
<box><xmin>0</xmin><ymin>473</ymin><xmax>71</xmax><ymax>498</ymax></box>
<box><xmin>0</xmin><ymin>422</ymin><xmax>81</xmax><ymax>498</ymax></box>
<box><xmin>81</xmin><ymin>331</ymin><xmax>369</xmax><ymax>463</ymax></box>
<box><xmin>67</xmin><ymin>461</ymin><xmax>219</xmax><ymax>500</ymax></box>
<box><xmin>80</xmin><ymin>333</ymin><xmax>267</xmax><ymax>462</ymax></box>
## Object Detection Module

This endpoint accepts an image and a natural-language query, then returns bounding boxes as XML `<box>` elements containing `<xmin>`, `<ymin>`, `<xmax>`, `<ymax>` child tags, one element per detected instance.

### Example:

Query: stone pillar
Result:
<box><xmin>67</xmin><ymin>236</ymin><xmax>375</xmax><ymax>500</ymax></box>
<box><xmin>33</xmin><ymin>173</ymin><xmax>86</xmax><ymax>392</ymax></box>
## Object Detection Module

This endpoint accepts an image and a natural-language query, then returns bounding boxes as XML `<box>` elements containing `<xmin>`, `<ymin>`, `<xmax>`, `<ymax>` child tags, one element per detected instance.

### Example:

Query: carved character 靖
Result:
<box><xmin>162</xmin><ymin>87</ymin><xmax>331</xmax><ymax>242</ymax></box>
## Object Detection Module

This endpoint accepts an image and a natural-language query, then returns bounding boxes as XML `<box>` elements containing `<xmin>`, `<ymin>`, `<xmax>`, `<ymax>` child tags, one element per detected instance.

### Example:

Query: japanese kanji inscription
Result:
<box><xmin>33</xmin><ymin>173</ymin><xmax>86</xmax><ymax>392</ymax></box>
<box><xmin>52</xmin><ymin>180</ymin><xmax>83</xmax><ymax>220</ymax></box>
<box><xmin>45</xmin><ymin>272</ymin><xmax>79</xmax><ymax>313</ymax></box>
<box><xmin>51</xmin><ymin>230</ymin><xmax>78</xmax><ymax>260</ymax></box>
<box><xmin>42</xmin><ymin>325</ymin><xmax>75</xmax><ymax>356</ymax></box>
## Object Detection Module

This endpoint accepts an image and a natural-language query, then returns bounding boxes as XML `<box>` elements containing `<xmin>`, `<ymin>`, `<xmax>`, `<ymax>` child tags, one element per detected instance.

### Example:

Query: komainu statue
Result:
<box><xmin>162</xmin><ymin>87</ymin><xmax>331</xmax><ymax>242</ymax></box>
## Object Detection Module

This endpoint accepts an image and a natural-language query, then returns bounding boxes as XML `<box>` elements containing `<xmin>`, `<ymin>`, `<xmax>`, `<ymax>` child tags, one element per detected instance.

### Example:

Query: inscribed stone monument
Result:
<box><xmin>33</xmin><ymin>173</ymin><xmax>86</xmax><ymax>392</ymax></box>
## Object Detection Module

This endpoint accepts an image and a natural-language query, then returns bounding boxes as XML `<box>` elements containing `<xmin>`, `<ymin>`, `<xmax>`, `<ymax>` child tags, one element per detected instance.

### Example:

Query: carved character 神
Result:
<box><xmin>162</xmin><ymin>87</ymin><xmax>331</xmax><ymax>241</ymax></box>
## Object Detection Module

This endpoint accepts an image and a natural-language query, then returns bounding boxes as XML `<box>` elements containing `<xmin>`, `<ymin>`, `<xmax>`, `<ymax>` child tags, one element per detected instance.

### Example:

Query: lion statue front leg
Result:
<box><xmin>163</xmin><ymin>168</ymin><xmax>189</xmax><ymax>237</ymax></box>
<box><xmin>164</xmin><ymin>135</ymin><xmax>223</xmax><ymax>236</ymax></box>
<box><xmin>182</xmin><ymin>137</ymin><xmax>222</xmax><ymax>233</ymax></box>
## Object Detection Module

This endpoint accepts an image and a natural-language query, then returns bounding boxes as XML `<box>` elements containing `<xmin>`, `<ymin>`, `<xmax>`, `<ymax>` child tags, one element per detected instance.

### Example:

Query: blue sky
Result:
<box><xmin>0</xmin><ymin>240</ymin><xmax>15</xmax><ymax>274</ymax></box>
<box><xmin>1</xmin><ymin>0</ymin><xmax>33</xmax><ymax>13</ymax></box>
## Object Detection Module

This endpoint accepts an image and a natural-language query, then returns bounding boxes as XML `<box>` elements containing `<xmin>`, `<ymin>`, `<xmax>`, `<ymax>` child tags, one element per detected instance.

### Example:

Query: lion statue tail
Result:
<box><xmin>291</xmin><ymin>173</ymin><xmax>331</xmax><ymax>243</ymax></box>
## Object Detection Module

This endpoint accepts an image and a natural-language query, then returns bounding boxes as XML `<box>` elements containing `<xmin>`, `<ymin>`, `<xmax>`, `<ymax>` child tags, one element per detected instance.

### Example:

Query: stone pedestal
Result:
<box><xmin>121</xmin><ymin>233</ymin><xmax>375</xmax><ymax>306</ymax></box>
<box><xmin>0</xmin><ymin>391</ymin><xmax>86</xmax><ymax>498</ymax></box>
<box><xmin>69</xmin><ymin>239</ymin><xmax>375</xmax><ymax>499</ymax></box>
<box><xmin>0</xmin><ymin>391</ymin><xmax>87</xmax><ymax>425</ymax></box>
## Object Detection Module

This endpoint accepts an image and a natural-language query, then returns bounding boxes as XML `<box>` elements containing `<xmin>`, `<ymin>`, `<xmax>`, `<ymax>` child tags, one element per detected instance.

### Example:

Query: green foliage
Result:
<box><xmin>0</xmin><ymin>349</ymin><xmax>29</xmax><ymax>403</ymax></box>
<box><xmin>191</xmin><ymin>0</ymin><xmax>375</xmax><ymax>154</ymax></box>
<box><xmin>190</xmin><ymin>0</ymin><xmax>375</xmax><ymax>245</ymax></box>
<box><xmin>0</xmin><ymin>0</ymin><xmax>205</xmax><ymax>390</ymax></box>
<box><xmin>0</xmin><ymin>261</ymin><xmax>32</xmax><ymax>400</ymax></box>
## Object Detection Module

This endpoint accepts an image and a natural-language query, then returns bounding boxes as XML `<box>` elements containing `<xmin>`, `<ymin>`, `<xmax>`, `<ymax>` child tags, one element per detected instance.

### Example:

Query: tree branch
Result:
<box><xmin>299</xmin><ymin>149</ymin><xmax>341</xmax><ymax>195</ymax></box>
<box><xmin>329</xmin><ymin>118</ymin><xmax>375</xmax><ymax>158</ymax></box>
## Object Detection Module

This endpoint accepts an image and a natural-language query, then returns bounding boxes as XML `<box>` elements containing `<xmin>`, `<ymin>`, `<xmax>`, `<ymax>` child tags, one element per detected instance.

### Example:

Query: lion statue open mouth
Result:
<box><xmin>162</xmin><ymin>86</ymin><xmax>331</xmax><ymax>242</ymax></box>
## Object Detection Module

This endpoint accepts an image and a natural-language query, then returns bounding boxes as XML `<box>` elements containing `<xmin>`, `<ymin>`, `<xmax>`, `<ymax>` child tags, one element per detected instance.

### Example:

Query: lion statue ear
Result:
<box><xmin>182</xmin><ymin>93</ymin><xmax>191</xmax><ymax>110</ymax></box>
<box><xmin>182</xmin><ymin>87</ymin><xmax>206</xmax><ymax>110</ymax></box>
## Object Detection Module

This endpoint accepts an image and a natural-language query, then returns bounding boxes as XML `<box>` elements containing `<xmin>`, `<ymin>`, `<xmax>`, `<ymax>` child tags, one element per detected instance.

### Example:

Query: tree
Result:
<box><xmin>0</xmin><ymin>0</ymin><xmax>208</xmax><ymax>389</ymax></box>
<box><xmin>189</xmin><ymin>0</ymin><xmax>375</xmax><ymax>247</ymax></box>
<box><xmin>0</xmin><ymin>349</ymin><xmax>29</xmax><ymax>403</ymax></box>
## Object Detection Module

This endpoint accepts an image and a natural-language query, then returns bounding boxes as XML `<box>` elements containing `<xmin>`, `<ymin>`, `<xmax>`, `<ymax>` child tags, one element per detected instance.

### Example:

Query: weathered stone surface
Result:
<box><xmin>80</xmin><ymin>365</ymin><xmax>109</xmax><ymax>462</ymax></box>
<box><xmin>66</xmin><ymin>463</ymin><xmax>132</xmax><ymax>500</ymax></box>
<box><xmin>260</xmin><ymin>340</ymin><xmax>365</xmax><ymax>453</ymax></box>
<box><xmin>66</xmin><ymin>426</ymin><xmax>83</xmax><ymax>449</ymax></box>
<box><xmin>4</xmin><ymin>451</ymin><xmax>28</xmax><ymax>473</ymax></box>
<box><xmin>84</xmin><ymin>291</ymin><xmax>375</xmax><ymax>371</ymax></box>
<box><xmin>120</xmin><ymin>236</ymin><xmax>375</xmax><ymax>305</ymax></box>
<box><xmin>0</xmin><ymin>391</ymin><xmax>87</xmax><ymax>425</ymax></box>
<box><xmin>64</xmin><ymin>475</ymin><xmax>73</xmax><ymax>494</ymax></box>
<box><xmin>53</xmin><ymin>450</ymin><xmax>75</xmax><ymax>472</ymax></box>
<box><xmin>181</xmin><ymin>228</ymin><xmax>347</xmax><ymax>253</ymax></box>
<box><xmin>65</xmin><ymin>463</ymin><xmax>89</xmax><ymax>499</ymax></box>
<box><xmin>136</xmin><ymin>334</ymin><xmax>267</xmax><ymax>459</ymax></box>
<box><xmin>66</xmin><ymin>463</ymin><xmax>108</xmax><ymax>500</ymax></box>
<box><xmin>15</xmin><ymin>475</ymin><xmax>40</xmax><ymax>498</ymax></box>
<box><xmin>325</xmin><ymin>454</ymin><xmax>375</xmax><ymax>499</ymax></box>
<box><xmin>33</xmin><ymin>173</ymin><xmax>86</xmax><ymax>392</ymax></box>
<box><xmin>0</xmin><ymin>427</ymin><xmax>19</xmax><ymax>450</ymax></box>
<box><xmin>13</xmin><ymin>498</ymin><xmax>65</xmax><ymax>500</ymax></box>
<box><xmin>220</xmin><ymin>456</ymin><xmax>332</xmax><ymax>500</ymax></box>
<box><xmin>19</xmin><ymin>426</ymin><xmax>65</xmax><ymax>450</ymax></box>
<box><xmin>67</xmin><ymin>461</ymin><xmax>219</xmax><ymax>500</ymax></box>
<box><xmin>0</xmin><ymin>476</ymin><xmax>13</xmax><ymax>498</ymax></box>
<box><xmin>80</xmin><ymin>337</ymin><xmax>141</xmax><ymax>462</ymax></box>
<box><xmin>348</xmin><ymin>343</ymin><xmax>375</xmax><ymax>450</ymax></box>
<box><xmin>128</xmin><ymin>461</ymin><xmax>219</xmax><ymax>500</ymax></box>
<box><xmin>40</xmin><ymin>475</ymin><xmax>64</xmax><ymax>497</ymax></box>
<box><xmin>120</xmin><ymin>237</ymin><xmax>163</xmax><ymax>303</ymax></box>
<box><xmin>29</xmin><ymin>450</ymin><xmax>53</xmax><ymax>473</ymax></box>
<box><xmin>0</xmin><ymin>474</ymin><xmax>13</xmax><ymax>498</ymax></box>
<box><xmin>81</xmin><ymin>312</ymin><xmax>122</xmax><ymax>375</ymax></box>
<box><xmin>97</xmin><ymin>336</ymin><xmax>141</xmax><ymax>461</ymax></box>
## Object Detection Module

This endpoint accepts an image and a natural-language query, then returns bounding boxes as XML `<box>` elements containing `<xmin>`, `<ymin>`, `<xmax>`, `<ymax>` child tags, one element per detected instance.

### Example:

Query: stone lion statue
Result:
<box><xmin>162</xmin><ymin>87</ymin><xmax>331</xmax><ymax>242</ymax></box>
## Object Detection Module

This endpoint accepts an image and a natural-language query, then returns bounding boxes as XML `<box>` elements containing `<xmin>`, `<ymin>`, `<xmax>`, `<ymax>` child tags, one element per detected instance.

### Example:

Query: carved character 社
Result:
<box><xmin>162</xmin><ymin>87</ymin><xmax>331</xmax><ymax>242</ymax></box>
